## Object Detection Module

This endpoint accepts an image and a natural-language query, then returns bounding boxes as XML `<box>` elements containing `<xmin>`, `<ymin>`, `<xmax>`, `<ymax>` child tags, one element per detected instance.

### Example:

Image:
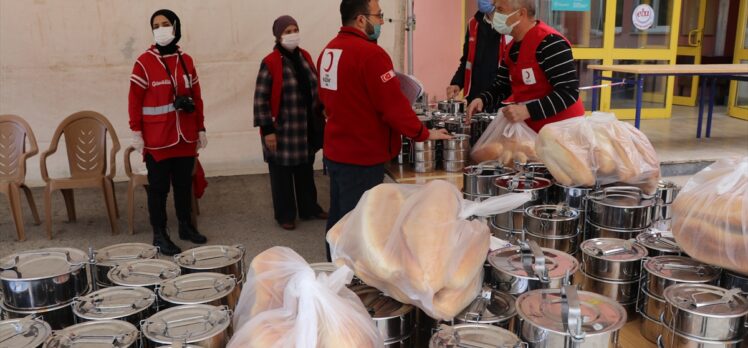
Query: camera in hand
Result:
<box><xmin>174</xmin><ymin>95</ymin><xmax>196</xmax><ymax>113</ymax></box>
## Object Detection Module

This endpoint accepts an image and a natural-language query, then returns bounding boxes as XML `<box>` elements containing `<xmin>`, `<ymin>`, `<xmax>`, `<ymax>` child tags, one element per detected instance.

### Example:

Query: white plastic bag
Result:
<box><xmin>327</xmin><ymin>180</ymin><xmax>531</xmax><ymax>320</ymax></box>
<box><xmin>672</xmin><ymin>157</ymin><xmax>748</xmax><ymax>274</ymax></box>
<box><xmin>470</xmin><ymin>112</ymin><xmax>539</xmax><ymax>166</ymax></box>
<box><xmin>535</xmin><ymin>112</ymin><xmax>660</xmax><ymax>193</ymax></box>
<box><xmin>229</xmin><ymin>247</ymin><xmax>382</xmax><ymax>348</ymax></box>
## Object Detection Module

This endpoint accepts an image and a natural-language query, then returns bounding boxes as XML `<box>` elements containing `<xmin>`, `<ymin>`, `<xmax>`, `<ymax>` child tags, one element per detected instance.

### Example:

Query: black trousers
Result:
<box><xmin>145</xmin><ymin>154</ymin><xmax>195</xmax><ymax>229</ymax></box>
<box><xmin>324</xmin><ymin>158</ymin><xmax>385</xmax><ymax>261</ymax></box>
<box><xmin>267</xmin><ymin>161</ymin><xmax>323</xmax><ymax>224</ymax></box>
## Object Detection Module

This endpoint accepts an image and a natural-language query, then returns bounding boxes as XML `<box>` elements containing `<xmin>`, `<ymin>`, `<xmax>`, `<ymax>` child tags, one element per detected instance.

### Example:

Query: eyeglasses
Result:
<box><xmin>365</xmin><ymin>12</ymin><xmax>384</xmax><ymax>20</ymax></box>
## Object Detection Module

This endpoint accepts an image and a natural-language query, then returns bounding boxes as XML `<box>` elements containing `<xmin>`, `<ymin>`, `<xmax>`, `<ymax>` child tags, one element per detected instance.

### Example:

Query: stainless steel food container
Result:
<box><xmin>437</xmin><ymin>100</ymin><xmax>466</xmax><ymax>114</ymax></box>
<box><xmin>414</xmin><ymin>160</ymin><xmax>436</xmax><ymax>173</ymax></box>
<box><xmin>721</xmin><ymin>271</ymin><xmax>748</xmax><ymax>294</ymax></box>
<box><xmin>644</xmin><ymin>256</ymin><xmax>722</xmax><ymax>299</ymax></box>
<box><xmin>640</xmin><ymin>285</ymin><xmax>668</xmax><ymax>320</ymax></box>
<box><xmin>489</xmin><ymin>221</ymin><xmax>522</xmax><ymax>244</ymax></box>
<box><xmin>417</xmin><ymin>115</ymin><xmax>434</xmax><ymax>129</ymax></box>
<box><xmin>443</xmin><ymin>160</ymin><xmax>466</xmax><ymax>173</ymax></box>
<box><xmin>487</xmin><ymin>241</ymin><xmax>578</xmax><ymax>295</ymax></box>
<box><xmin>517</xmin><ymin>162</ymin><xmax>552</xmax><ymax>180</ymax></box>
<box><xmin>586</xmin><ymin>220</ymin><xmax>647</xmax><ymax>241</ymax></box>
<box><xmin>548</xmin><ymin>184</ymin><xmax>594</xmax><ymax>209</ymax></box>
<box><xmin>1</xmin><ymin>300</ymin><xmax>75</xmax><ymax>330</ymax></box>
<box><xmin>656</xmin><ymin>180</ymin><xmax>679</xmax><ymax>205</ymax></box>
<box><xmin>581</xmin><ymin>238</ymin><xmax>648</xmax><ymax>281</ymax></box>
<box><xmin>412</xmin><ymin>150</ymin><xmax>435</xmax><ymax>162</ymax></box>
<box><xmin>493</xmin><ymin>175</ymin><xmax>553</xmax><ymax>231</ymax></box>
<box><xmin>442</xmin><ymin>149</ymin><xmax>469</xmax><ymax>161</ymax></box>
<box><xmin>524</xmin><ymin>231</ymin><xmax>580</xmax><ymax>255</ymax></box>
<box><xmin>0</xmin><ymin>317</ymin><xmax>51</xmax><ymax>347</ymax></box>
<box><xmin>108</xmin><ymin>259</ymin><xmax>181</xmax><ymax>289</ymax></box>
<box><xmin>413</xmin><ymin>139</ymin><xmax>436</xmax><ymax>151</ymax></box>
<box><xmin>662</xmin><ymin>284</ymin><xmax>748</xmax><ymax>341</ymax></box>
<box><xmin>158</xmin><ymin>273</ymin><xmax>239</xmax><ymax>312</ymax></box>
<box><xmin>587</xmin><ymin>186</ymin><xmax>659</xmax><ymax>230</ymax></box>
<box><xmin>142</xmin><ymin>305</ymin><xmax>231</xmax><ymax>348</ymax></box>
<box><xmin>640</xmin><ymin>311</ymin><xmax>663</xmax><ymax>344</ymax></box>
<box><xmin>94</xmin><ymin>243</ymin><xmax>158</xmax><ymax>288</ymax></box>
<box><xmin>517</xmin><ymin>286</ymin><xmax>627</xmax><ymax>348</ymax></box>
<box><xmin>429</xmin><ymin>323</ymin><xmax>522</xmax><ymax>348</ymax></box>
<box><xmin>174</xmin><ymin>245</ymin><xmax>245</xmax><ymax>282</ymax></box>
<box><xmin>524</xmin><ymin>205</ymin><xmax>580</xmax><ymax>237</ymax></box>
<box><xmin>443</xmin><ymin>134</ymin><xmax>470</xmax><ymax>150</ymax></box>
<box><xmin>659</xmin><ymin>326</ymin><xmax>744</xmax><ymax>348</ymax></box>
<box><xmin>0</xmin><ymin>248</ymin><xmax>90</xmax><ymax>309</ymax></box>
<box><xmin>452</xmin><ymin>288</ymin><xmax>517</xmax><ymax>332</ymax></box>
<box><xmin>350</xmin><ymin>284</ymin><xmax>415</xmax><ymax>342</ymax></box>
<box><xmin>44</xmin><ymin>320</ymin><xmax>139</xmax><ymax>347</ymax></box>
<box><xmin>580</xmin><ymin>272</ymin><xmax>642</xmax><ymax>303</ymax></box>
<box><xmin>73</xmin><ymin>286</ymin><xmax>156</xmax><ymax>326</ymax></box>
<box><xmin>463</xmin><ymin>162</ymin><xmax>516</xmax><ymax>196</ymax></box>
<box><xmin>636</xmin><ymin>229</ymin><xmax>683</xmax><ymax>257</ymax></box>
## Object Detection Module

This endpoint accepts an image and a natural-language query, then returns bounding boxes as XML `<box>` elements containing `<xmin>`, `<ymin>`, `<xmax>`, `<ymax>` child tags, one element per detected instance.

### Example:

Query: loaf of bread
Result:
<box><xmin>470</xmin><ymin>114</ymin><xmax>539</xmax><ymax>166</ymax></box>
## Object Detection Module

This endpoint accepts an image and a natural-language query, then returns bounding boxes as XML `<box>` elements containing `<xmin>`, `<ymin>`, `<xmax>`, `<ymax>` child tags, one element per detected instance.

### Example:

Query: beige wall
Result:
<box><xmin>0</xmin><ymin>0</ymin><xmax>406</xmax><ymax>186</ymax></box>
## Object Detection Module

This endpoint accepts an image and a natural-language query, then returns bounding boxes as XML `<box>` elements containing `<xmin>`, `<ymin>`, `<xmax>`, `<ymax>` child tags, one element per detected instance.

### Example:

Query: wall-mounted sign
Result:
<box><xmin>632</xmin><ymin>4</ymin><xmax>655</xmax><ymax>30</ymax></box>
<box><xmin>552</xmin><ymin>0</ymin><xmax>591</xmax><ymax>12</ymax></box>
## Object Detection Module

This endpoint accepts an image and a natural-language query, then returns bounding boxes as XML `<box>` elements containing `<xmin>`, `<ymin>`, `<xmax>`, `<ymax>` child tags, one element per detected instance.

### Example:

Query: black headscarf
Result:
<box><xmin>150</xmin><ymin>9</ymin><xmax>181</xmax><ymax>55</ymax></box>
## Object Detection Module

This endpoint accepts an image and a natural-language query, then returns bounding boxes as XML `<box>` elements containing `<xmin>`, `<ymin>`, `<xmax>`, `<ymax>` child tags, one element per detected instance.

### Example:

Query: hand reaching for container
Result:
<box><xmin>446</xmin><ymin>85</ymin><xmax>461</xmax><ymax>99</ymax></box>
<box><xmin>466</xmin><ymin>98</ymin><xmax>484</xmax><ymax>122</ymax></box>
<box><xmin>428</xmin><ymin>128</ymin><xmax>453</xmax><ymax>140</ymax></box>
<box><xmin>264</xmin><ymin>134</ymin><xmax>278</xmax><ymax>153</ymax></box>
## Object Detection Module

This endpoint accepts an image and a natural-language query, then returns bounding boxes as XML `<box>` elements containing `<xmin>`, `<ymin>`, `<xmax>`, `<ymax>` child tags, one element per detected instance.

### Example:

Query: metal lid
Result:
<box><xmin>635</xmin><ymin>230</ymin><xmax>681</xmax><ymax>253</ymax></box>
<box><xmin>495</xmin><ymin>175</ymin><xmax>552</xmax><ymax>192</ymax></box>
<box><xmin>644</xmin><ymin>256</ymin><xmax>721</xmax><ymax>283</ymax></box>
<box><xmin>487</xmin><ymin>243</ymin><xmax>579</xmax><ymax>281</ymax></box>
<box><xmin>587</xmin><ymin>186</ymin><xmax>657</xmax><ymax>208</ymax></box>
<box><xmin>0</xmin><ymin>248</ymin><xmax>87</xmax><ymax>281</ymax></box>
<box><xmin>158</xmin><ymin>273</ymin><xmax>237</xmax><ymax>305</ymax></box>
<box><xmin>95</xmin><ymin>243</ymin><xmax>158</xmax><ymax>268</ymax></box>
<box><xmin>350</xmin><ymin>284</ymin><xmax>414</xmax><ymax>319</ymax></box>
<box><xmin>0</xmin><ymin>317</ymin><xmax>52</xmax><ymax>347</ymax></box>
<box><xmin>174</xmin><ymin>245</ymin><xmax>244</xmax><ymax>271</ymax></box>
<box><xmin>516</xmin><ymin>288</ymin><xmax>627</xmax><ymax>337</ymax></box>
<box><xmin>429</xmin><ymin>323</ymin><xmax>521</xmax><ymax>348</ymax></box>
<box><xmin>107</xmin><ymin>259</ymin><xmax>181</xmax><ymax>287</ymax></box>
<box><xmin>663</xmin><ymin>284</ymin><xmax>748</xmax><ymax>318</ymax></box>
<box><xmin>73</xmin><ymin>286</ymin><xmax>156</xmax><ymax>320</ymax></box>
<box><xmin>455</xmin><ymin>288</ymin><xmax>516</xmax><ymax>324</ymax></box>
<box><xmin>581</xmin><ymin>238</ymin><xmax>648</xmax><ymax>261</ymax></box>
<box><xmin>525</xmin><ymin>205</ymin><xmax>579</xmax><ymax>221</ymax></box>
<box><xmin>142</xmin><ymin>305</ymin><xmax>231</xmax><ymax>344</ymax></box>
<box><xmin>463</xmin><ymin>161</ymin><xmax>515</xmax><ymax>177</ymax></box>
<box><xmin>44</xmin><ymin>320</ymin><xmax>139</xmax><ymax>348</ymax></box>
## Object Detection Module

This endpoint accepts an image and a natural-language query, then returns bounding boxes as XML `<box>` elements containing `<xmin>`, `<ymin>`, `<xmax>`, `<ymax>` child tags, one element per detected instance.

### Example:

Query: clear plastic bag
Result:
<box><xmin>470</xmin><ymin>112</ymin><xmax>539</xmax><ymax>166</ymax></box>
<box><xmin>535</xmin><ymin>112</ymin><xmax>660</xmax><ymax>193</ymax></box>
<box><xmin>229</xmin><ymin>247</ymin><xmax>382</xmax><ymax>348</ymax></box>
<box><xmin>671</xmin><ymin>157</ymin><xmax>748</xmax><ymax>274</ymax></box>
<box><xmin>327</xmin><ymin>180</ymin><xmax>532</xmax><ymax>320</ymax></box>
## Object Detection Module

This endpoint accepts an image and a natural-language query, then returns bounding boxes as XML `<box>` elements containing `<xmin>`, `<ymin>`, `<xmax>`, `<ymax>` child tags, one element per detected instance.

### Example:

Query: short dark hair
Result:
<box><xmin>340</xmin><ymin>0</ymin><xmax>371</xmax><ymax>25</ymax></box>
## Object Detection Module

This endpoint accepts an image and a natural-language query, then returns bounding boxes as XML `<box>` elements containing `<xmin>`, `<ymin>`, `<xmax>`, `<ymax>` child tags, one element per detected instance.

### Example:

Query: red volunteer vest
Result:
<box><xmin>464</xmin><ymin>18</ymin><xmax>504</xmax><ymax>96</ymax></box>
<box><xmin>261</xmin><ymin>48</ymin><xmax>317</xmax><ymax>127</ymax></box>
<box><xmin>503</xmin><ymin>21</ymin><xmax>584</xmax><ymax>133</ymax></box>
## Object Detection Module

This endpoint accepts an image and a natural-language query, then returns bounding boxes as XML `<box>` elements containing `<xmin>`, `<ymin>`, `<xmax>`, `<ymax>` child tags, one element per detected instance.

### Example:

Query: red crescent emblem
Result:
<box><xmin>323</xmin><ymin>51</ymin><xmax>334</xmax><ymax>72</ymax></box>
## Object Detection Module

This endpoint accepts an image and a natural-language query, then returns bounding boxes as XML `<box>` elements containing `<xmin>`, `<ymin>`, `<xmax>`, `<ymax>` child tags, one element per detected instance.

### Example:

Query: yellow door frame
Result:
<box><xmin>673</xmin><ymin>0</ymin><xmax>707</xmax><ymax>106</ymax></box>
<box><xmin>727</xmin><ymin>0</ymin><xmax>748</xmax><ymax>120</ymax></box>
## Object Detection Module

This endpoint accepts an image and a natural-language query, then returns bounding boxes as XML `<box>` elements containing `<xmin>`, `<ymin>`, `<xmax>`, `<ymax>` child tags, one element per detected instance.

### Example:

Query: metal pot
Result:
<box><xmin>350</xmin><ymin>284</ymin><xmax>415</xmax><ymax>342</ymax></box>
<box><xmin>524</xmin><ymin>205</ymin><xmax>580</xmax><ymax>237</ymax></box>
<box><xmin>489</xmin><ymin>221</ymin><xmax>522</xmax><ymax>244</ymax></box>
<box><xmin>493</xmin><ymin>175</ymin><xmax>553</xmax><ymax>231</ymax></box>
<box><xmin>107</xmin><ymin>259</ymin><xmax>181</xmax><ymax>289</ymax></box>
<box><xmin>586</xmin><ymin>221</ymin><xmax>647</xmax><ymax>241</ymax></box>
<box><xmin>443</xmin><ymin>134</ymin><xmax>470</xmax><ymax>150</ymax></box>
<box><xmin>442</xmin><ymin>149</ymin><xmax>469</xmax><ymax>161</ymax></box>
<box><xmin>644</xmin><ymin>256</ymin><xmax>722</xmax><ymax>299</ymax></box>
<box><xmin>94</xmin><ymin>243</ymin><xmax>158</xmax><ymax>288</ymax></box>
<box><xmin>174</xmin><ymin>245</ymin><xmax>245</xmax><ymax>281</ymax></box>
<box><xmin>0</xmin><ymin>317</ymin><xmax>51</xmax><ymax>347</ymax></box>
<box><xmin>548</xmin><ymin>184</ymin><xmax>594</xmax><ymax>210</ymax></box>
<box><xmin>581</xmin><ymin>238</ymin><xmax>648</xmax><ymax>281</ymax></box>
<box><xmin>659</xmin><ymin>326</ymin><xmax>744</xmax><ymax>348</ymax></box>
<box><xmin>517</xmin><ymin>162</ymin><xmax>553</xmax><ymax>180</ymax></box>
<box><xmin>640</xmin><ymin>285</ymin><xmax>668</xmax><ymax>321</ymax></box>
<box><xmin>412</xmin><ymin>150</ymin><xmax>435</xmax><ymax>162</ymax></box>
<box><xmin>443</xmin><ymin>160</ymin><xmax>466</xmax><ymax>173</ymax></box>
<box><xmin>463</xmin><ymin>161</ymin><xmax>516</xmax><ymax>196</ymax></box>
<box><xmin>524</xmin><ymin>231</ymin><xmax>579</xmax><ymax>255</ymax></box>
<box><xmin>452</xmin><ymin>287</ymin><xmax>517</xmax><ymax>332</ymax></box>
<box><xmin>662</xmin><ymin>284</ymin><xmax>748</xmax><ymax>341</ymax></box>
<box><xmin>721</xmin><ymin>272</ymin><xmax>748</xmax><ymax>294</ymax></box>
<box><xmin>44</xmin><ymin>320</ymin><xmax>139</xmax><ymax>348</ymax></box>
<box><xmin>158</xmin><ymin>273</ymin><xmax>239</xmax><ymax>312</ymax></box>
<box><xmin>487</xmin><ymin>241</ymin><xmax>578</xmax><ymax>295</ymax></box>
<box><xmin>656</xmin><ymin>180</ymin><xmax>679</xmax><ymax>205</ymax></box>
<box><xmin>0</xmin><ymin>248</ymin><xmax>89</xmax><ymax>309</ymax></box>
<box><xmin>437</xmin><ymin>100</ymin><xmax>467</xmax><ymax>114</ymax></box>
<box><xmin>1</xmin><ymin>300</ymin><xmax>76</xmax><ymax>330</ymax></box>
<box><xmin>640</xmin><ymin>311</ymin><xmax>664</xmax><ymax>344</ymax></box>
<box><xmin>73</xmin><ymin>286</ymin><xmax>156</xmax><ymax>326</ymax></box>
<box><xmin>580</xmin><ymin>271</ymin><xmax>642</xmax><ymax>303</ymax></box>
<box><xmin>142</xmin><ymin>305</ymin><xmax>231</xmax><ymax>348</ymax></box>
<box><xmin>414</xmin><ymin>161</ymin><xmax>436</xmax><ymax>173</ymax></box>
<box><xmin>429</xmin><ymin>323</ymin><xmax>522</xmax><ymax>348</ymax></box>
<box><xmin>636</xmin><ymin>230</ymin><xmax>683</xmax><ymax>257</ymax></box>
<box><xmin>413</xmin><ymin>140</ymin><xmax>436</xmax><ymax>151</ymax></box>
<box><xmin>517</xmin><ymin>286</ymin><xmax>627</xmax><ymax>348</ymax></box>
<box><xmin>586</xmin><ymin>186</ymin><xmax>659</xmax><ymax>230</ymax></box>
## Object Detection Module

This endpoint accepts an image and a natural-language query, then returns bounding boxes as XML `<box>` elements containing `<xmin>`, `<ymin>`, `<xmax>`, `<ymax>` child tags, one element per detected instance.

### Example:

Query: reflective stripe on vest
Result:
<box><xmin>142</xmin><ymin>104</ymin><xmax>175</xmax><ymax>116</ymax></box>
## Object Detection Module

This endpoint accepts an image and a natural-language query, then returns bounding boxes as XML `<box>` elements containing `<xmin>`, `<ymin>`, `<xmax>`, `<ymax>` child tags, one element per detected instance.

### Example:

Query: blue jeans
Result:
<box><xmin>324</xmin><ymin>158</ymin><xmax>385</xmax><ymax>261</ymax></box>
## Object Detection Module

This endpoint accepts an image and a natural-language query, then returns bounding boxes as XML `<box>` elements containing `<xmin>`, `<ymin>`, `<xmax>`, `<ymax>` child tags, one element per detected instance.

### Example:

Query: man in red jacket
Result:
<box><xmin>319</xmin><ymin>0</ymin><xmax>451</xmax><ymax>260</ymax></box>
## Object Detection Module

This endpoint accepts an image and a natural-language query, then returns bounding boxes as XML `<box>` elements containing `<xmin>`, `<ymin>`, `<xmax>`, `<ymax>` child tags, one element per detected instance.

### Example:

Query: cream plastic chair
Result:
<box><xmin>0</xmin><ymin>115</ymin><xmax>41</xmax><ymax>240</ymax></box>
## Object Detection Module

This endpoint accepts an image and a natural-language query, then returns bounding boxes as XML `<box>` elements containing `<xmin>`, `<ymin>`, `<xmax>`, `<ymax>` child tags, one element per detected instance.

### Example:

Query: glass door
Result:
<box><xmin>728</xmin><ymin>0</ymin><xmax>748</xmax><ymax>119</ymax></box>
<box><xmin>672</xmin><ymin>0</ymin><xmax>706</xmax><ymax>106</ymax></box>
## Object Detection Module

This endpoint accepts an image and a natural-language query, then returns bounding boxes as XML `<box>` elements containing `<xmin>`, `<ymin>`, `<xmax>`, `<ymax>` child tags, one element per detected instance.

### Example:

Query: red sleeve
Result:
<box><xmin>128</xmin><ymin>61</ymin><xmax>147</xmax><ymax>131</ymax></box>
<box><xmin>363</xmin><ymin>49</ymin><xmax>429</xmax><ymax>142</ymax></box>
<box><xmin>189</xmin><ymin>61</ymin><xmax>206</xmax><ymax>131</ymax></box>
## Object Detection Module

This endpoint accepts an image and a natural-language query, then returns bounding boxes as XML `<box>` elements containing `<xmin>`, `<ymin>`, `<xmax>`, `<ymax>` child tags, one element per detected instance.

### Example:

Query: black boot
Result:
<box><xmin>178</xmin><ymin>221</ymin><xmax>207</xmax><ymax>244</ymax></box>
<box><xmin>153</xmin><ymin>227</ymin><xmax>182</xmax><ymax>256</ymax></box>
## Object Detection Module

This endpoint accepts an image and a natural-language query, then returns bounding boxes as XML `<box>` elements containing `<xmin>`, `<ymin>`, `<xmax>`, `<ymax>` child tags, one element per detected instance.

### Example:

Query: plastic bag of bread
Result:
<box><xmin>471</xmin><ymin>112</ymin><xmax>539</xmax><ymax>165</ymax></box>
<box><xmin>671</xmin><ymin>157</ymin><xmax>748</xmax><ymax>274</ymax></box>
<box><xmin>327</xmin><ymin>180</ymin><xmax>531</xmax><ymax>320</ymax></box>
<box><xmin>535</xmin><ymin>112</ymin><xmax>660</xmax><ymax>193</ymax></box>
<box><xmin>229</xmin><ymin>247</ymin><xmax>382</xmax><ymax>348</ymax></box>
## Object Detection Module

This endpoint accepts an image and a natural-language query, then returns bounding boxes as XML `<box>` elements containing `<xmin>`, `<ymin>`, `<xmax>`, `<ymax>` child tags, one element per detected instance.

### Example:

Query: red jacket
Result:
<box><xmin>262</xmin><ymin>48</ymin><xmax>317</xmax><ymax>122</ymax></box>
<box><xmin>128</xmin><ymin>46</ymin><xmax>205</xmax><ymax>161</ymax></box>
<box><xmin>317</xmin><ymin>27</ymin><xmax>429</xmax><ymax>166</ymax></box>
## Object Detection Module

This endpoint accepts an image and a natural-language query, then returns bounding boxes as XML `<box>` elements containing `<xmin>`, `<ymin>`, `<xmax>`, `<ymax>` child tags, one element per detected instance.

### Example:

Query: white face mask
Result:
<box><xmin>492</xmin><ymin>9</ymin><xmax>519</xmax><ymax>35</ymax></box>
<box><xmin>153</xmin><ymin>26</ymin><xmax>175</xmax><ymax>46</ymax></box>
<box><xmin>280</xmin><ymin>33</ymin><xmax>301</xmax><ymax>51</ymax></box>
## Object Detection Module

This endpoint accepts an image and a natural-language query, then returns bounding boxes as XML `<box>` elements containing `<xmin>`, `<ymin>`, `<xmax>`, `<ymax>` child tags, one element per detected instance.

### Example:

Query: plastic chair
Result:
<box><xmin>124</xmin><ymin>146</ymin><xmax>200</xmax><ymax>235</ymax></box>
<box><xmin>40</xmin><ymin>111</ymin><xmax>120</xmax><ymax>238</ymax></box>
<box><xmin>0</xmin><ymin>115</ymin><xmax>41</xmax><ymax>241</ymax></box>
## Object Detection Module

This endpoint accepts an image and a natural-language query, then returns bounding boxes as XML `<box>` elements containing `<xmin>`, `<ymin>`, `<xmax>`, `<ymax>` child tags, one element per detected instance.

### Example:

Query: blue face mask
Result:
<box><xmin>477</xmin><ymin>0</ymin><xmax>495</xmax><ymax>13</ymax></box>
<box><xmin>367</xmin><ymin>18</ymin><xmax>382</xmax><ymax>41</ymax></box>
